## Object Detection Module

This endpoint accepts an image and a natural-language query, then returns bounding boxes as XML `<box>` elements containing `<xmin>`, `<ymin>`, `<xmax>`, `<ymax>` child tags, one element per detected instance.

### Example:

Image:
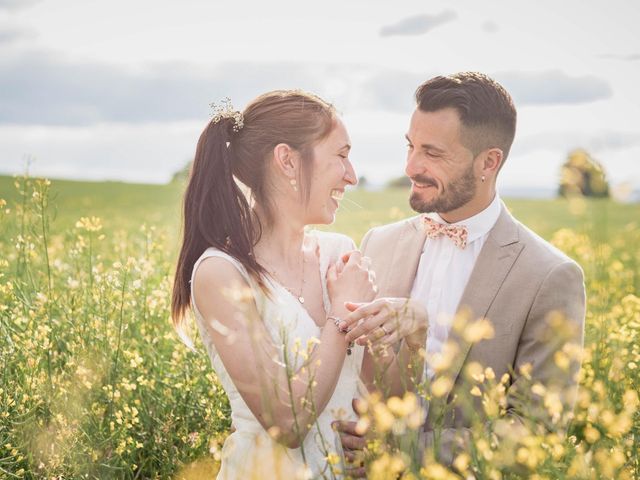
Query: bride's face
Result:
<box><xmin>305</xmin><ymin>119</ymin><xmax>357</xmax><ymax>224</ymax></box>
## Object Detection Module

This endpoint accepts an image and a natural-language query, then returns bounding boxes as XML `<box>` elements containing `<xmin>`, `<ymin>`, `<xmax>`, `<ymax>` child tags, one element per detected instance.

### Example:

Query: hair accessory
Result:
<box><xmin>210</xmin><ymin>97</ymin><xmax>244</xmax><ymax>132</ymax></box>
<box><xmin>290</xmin><ymin>178</ymin><xmax>298</xmax><ymax>192</ymax></box>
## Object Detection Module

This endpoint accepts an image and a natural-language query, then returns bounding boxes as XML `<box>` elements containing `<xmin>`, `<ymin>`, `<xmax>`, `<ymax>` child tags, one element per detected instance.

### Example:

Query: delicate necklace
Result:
<box><xmin>264</xmin><ymin>251</ymin><xmax>306</xmax><ymax>304</ymax></box>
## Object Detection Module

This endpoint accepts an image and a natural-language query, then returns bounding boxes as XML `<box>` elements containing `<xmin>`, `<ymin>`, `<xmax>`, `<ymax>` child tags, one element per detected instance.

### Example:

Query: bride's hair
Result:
<box><xmin>171</xmin><ymin>90</ymin><xmax>336</xmax><ymax>340</ymax></box>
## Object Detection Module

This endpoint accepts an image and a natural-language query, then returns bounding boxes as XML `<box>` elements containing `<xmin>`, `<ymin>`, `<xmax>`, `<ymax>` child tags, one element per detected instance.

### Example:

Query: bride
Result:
<box><xmin>171</xmin><ymin>90</ymin><xmax>422</xmax><ymax>479</ymax></box>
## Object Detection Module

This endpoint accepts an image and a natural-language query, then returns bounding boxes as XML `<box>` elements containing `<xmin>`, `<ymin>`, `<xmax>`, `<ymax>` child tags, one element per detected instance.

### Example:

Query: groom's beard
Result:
<box><xmin>409</xmin><ymin>166</ymin><xmax>477</xmax><ymax>214</ymax></box>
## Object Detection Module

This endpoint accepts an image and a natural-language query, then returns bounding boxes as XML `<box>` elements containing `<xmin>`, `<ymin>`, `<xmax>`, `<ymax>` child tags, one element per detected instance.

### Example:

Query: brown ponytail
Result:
<box><xmin>171</xmin><ymin>90</ymin><xmax>336</xmax><ymax>342</ymax></box>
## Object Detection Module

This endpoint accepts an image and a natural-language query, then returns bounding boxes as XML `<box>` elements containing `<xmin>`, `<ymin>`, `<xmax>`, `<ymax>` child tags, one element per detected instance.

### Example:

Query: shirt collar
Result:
<box><xmin>424</xmin><ymin>193</ymin><xmax>502</xmax><ymax>244</ymax></box>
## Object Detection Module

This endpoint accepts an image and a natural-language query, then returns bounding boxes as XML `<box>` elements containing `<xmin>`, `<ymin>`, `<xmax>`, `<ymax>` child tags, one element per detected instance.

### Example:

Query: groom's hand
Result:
<box><xmin>339</xmin><ymin>298</ymin><xmax>428</xmax><ymax>349</ymax></box>
<box><xmin>333</xmin><ymin>399</ymin><xmax>367</xmax><ymax>478</ymax></box>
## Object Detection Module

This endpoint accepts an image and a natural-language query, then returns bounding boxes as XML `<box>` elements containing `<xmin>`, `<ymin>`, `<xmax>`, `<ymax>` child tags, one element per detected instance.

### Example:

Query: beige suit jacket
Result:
<box><xmin>360</xmin><ymin>202</ymin><xmax>586</xmax><ymax>464</ymax></box>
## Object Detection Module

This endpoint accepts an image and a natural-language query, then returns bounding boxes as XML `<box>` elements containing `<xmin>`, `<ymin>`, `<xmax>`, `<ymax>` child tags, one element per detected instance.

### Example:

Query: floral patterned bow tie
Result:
<box><xmin>423</xmin><ymin>216</ymin><xmax>469</xmax><ymax>249</ymax></box>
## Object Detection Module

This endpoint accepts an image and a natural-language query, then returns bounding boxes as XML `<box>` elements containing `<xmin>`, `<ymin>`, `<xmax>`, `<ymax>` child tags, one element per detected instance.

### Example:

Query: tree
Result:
<box><xmin>170</xmin><ymin>160</ymin><xmax>192</xmax><ymax>184</ymax></box>
<box><xmin>387</xmin><ymin>175</ymin><xmax>411</xmax><ymax>188</ymax></box>
<box><xmin>558</xmin><ymin>149</ymin><xmax>609</xmax><ymax>198</ymax></box>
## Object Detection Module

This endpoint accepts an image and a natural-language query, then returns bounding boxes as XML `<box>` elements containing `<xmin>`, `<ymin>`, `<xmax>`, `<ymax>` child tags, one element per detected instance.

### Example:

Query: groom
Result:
<box><xmin>335</xmin><ymin>72</ymin><xmax>586</xmax><ymax>472</ymax></box>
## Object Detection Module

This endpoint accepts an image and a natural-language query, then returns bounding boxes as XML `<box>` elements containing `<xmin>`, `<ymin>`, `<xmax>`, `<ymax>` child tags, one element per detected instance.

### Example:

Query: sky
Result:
<box><xmin>0</xmin><ymin>0</ymin><xmax>639</xmax><ymax>193</ymax></box>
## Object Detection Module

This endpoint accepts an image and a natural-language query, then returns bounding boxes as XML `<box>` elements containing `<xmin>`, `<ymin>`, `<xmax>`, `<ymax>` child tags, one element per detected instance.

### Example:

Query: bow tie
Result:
<box><xmin>423</xmin><ymin>216</ymin><xmax>469</xmax><ymax>249</ymax></box>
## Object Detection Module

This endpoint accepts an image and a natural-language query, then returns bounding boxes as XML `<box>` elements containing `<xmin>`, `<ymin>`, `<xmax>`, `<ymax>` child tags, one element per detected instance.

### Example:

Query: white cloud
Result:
<box><xmin>360</xmin><ymin>69</ymin><xmax>613</xmax><ymax>113</ymax></box>
<box><xmin>494</xmin><ymin>71</ymin><xmax>612</xmax><ymax>106</ymax></box>
<box><xmin>379</xmin><ymin>11</ymin><xmax>457</xmax><ymax>37</ymax></box>
<box><xmin>0</xmin><ymin>122</ymin><xmax>201</xmax><ymax>183</ymax></box>
<box><xmin>0</xmin><ymin>25</ymin><xmax>34</xmax><ymax>43</ymax></box>
<box><xmin>481</xmin><ymin>21</ymin><xmax>499</xmax><ymax>33</ymax></box>
<box><xmin>513</xmin><ymin>130</ymin><xmax>640</xmax><ymax>157</ymax></box>
<box><xmin>0</xmin><ymin>52</ymin><xmax>331</xmax><ymax>125</ymax></box>
<box><xmin>596</xmin><ymin>53</ymin><xmax>640</xmax><ymax>61</ymax></box>
<box><xmin>1</xmin><ymin>48</ymin><xmax>614</xmax><ymax>128</ymax></box>
<box><xmin>0</xmin><ymin>0</ymin><xmax>40</xmax><ymax>10</ymax></box>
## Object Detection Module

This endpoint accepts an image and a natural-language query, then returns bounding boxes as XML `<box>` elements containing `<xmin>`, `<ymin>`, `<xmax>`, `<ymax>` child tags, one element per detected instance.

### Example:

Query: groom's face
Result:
<box><xmin>405</xmin><ymin>107</ymin><xmax>477</xmax><ymax>214</ymax></box>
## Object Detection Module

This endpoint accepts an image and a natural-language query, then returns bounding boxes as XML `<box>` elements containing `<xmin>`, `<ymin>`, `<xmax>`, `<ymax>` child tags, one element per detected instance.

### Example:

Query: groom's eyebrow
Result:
<box><xmin>339</xmin><ymin>143</ymin><xmax>351</xmax><ymax>151</ymax></box>
<box><xmin>405</xmin><ymin>134</ymin><xmax>445</xmax><ymax>154</ymax></box>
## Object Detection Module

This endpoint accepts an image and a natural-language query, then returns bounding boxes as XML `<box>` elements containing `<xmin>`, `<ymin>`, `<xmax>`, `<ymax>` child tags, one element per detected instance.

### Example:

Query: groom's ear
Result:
<box><xmin>481</xmin><ymin>148</ymin><xmax>504</xmax><ymax>176</ymax></box>
<box><xmin>272</xmin><ymin>143</ymin><xmax>298</xmax><ymax>179</ymax></box>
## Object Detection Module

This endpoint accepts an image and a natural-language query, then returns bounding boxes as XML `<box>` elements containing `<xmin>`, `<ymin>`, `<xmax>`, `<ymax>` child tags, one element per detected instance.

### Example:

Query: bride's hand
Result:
<box><xmin>340</xmin><ymin>297</ymin><xmax>428</xmax><ymax>349</ymax></box>
<box><xmin>327</xmin><ymin>251</ymin><xmax>377</xmax><ymax>310</ymax></box>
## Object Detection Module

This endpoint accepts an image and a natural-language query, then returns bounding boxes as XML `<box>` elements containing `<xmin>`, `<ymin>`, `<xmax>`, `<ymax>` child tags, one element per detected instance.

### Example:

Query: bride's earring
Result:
<box><xmin>481</xmin><ymin>175</ymin><xmax>486</xmax><ymax>183</ymax></box>
<box><xmin>290</xmin><ymin>179</ymin><xmax>298</xmax><ymax>192</ymax></box>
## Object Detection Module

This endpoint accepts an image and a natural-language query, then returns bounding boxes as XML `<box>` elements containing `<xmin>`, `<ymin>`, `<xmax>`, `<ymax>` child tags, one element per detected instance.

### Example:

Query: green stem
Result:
<box><xmin>38</xmin><ymin>184</ymin><xmax>55</xmax><ymax>397</ymax></box>
<box><xmin>105</xmin><ymin>267</ymin><xmax>128</xmax><ymax>426</ymax></box>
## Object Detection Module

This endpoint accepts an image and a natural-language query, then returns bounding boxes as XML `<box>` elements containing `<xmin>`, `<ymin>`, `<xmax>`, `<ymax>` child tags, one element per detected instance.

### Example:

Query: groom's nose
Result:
<box><xmin>405</xmin><ymin>150</ymin><xmax>425</xmax><ymax>179</ymax></box>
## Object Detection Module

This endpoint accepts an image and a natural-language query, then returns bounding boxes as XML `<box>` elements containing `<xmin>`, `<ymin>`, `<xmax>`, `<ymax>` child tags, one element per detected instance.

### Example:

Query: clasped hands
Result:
<box><xmin>334</xmin><ymin>251</ymin><xmax>428</xmax><ymax>352</ymax></box>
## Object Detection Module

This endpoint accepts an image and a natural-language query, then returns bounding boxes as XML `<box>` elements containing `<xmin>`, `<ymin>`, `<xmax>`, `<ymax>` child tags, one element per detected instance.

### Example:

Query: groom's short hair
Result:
<box><xmin>415</xmin><ymin>72</ymin><xmax>517</xmax><ymax>166</ymax></box>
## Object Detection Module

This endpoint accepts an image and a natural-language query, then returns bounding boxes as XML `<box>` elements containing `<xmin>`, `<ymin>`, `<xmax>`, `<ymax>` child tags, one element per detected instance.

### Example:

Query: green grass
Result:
<box><xmin>2</xmin><ymin>174</ymin><xmax>637</xmax><ymax>246</ymax></box>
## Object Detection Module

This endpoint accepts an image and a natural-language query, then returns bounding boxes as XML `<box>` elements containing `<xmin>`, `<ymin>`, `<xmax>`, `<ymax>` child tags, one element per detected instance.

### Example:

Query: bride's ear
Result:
<box><xmin>272</xmin><ymin>143</ymin><xmax>298</xmax><ymax>181</ymax></box>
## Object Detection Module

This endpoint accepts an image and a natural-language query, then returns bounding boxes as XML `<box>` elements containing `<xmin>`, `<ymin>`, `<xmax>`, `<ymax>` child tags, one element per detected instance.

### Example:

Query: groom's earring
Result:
<box><xmin>290</xmin><ymin>178</ymin><xmax>298</xmax><ymax>192</ymax></box>
<box><xmin>481</xmin><ymin>175</ymin><xmax>486</xmax><ymax>183</ymax></box>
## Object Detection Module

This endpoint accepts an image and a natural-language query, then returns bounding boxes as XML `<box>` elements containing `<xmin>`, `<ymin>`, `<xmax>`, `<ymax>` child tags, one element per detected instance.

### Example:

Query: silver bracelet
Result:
<box><xmin>328</xmin><ymin>315</ymin><xmax>345</xmax><ymax>331</ymax></box>
<box><xmin>327</xmin><ymin>315</ymin><xmax>354</xmax><ymax>355</ymax></box>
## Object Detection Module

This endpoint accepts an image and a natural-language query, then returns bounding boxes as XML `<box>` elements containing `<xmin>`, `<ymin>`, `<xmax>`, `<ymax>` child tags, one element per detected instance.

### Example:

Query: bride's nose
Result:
<box><xmin>344</xmin><ymin>159</ymin><xmax>357</xmax><ymax>186</ymax></box>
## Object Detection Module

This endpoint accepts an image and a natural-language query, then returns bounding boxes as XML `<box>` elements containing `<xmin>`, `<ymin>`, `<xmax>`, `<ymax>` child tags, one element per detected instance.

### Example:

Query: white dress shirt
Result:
<box><xmin>410</xmin><ymin>194</ymin><xmax>502</xmax><ymax>381</ymax></box>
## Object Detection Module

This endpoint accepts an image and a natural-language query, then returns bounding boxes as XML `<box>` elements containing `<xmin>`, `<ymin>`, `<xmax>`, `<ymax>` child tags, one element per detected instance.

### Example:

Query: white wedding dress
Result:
<box><xmin>190</xmin><ymin>231</ymin><xmax>365</xmax><ymax>480</ymax></box>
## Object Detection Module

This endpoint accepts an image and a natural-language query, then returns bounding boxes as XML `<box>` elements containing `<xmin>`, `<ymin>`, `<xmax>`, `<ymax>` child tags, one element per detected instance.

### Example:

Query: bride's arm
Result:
<box><xmin>193</xmin><ymin>254</ymin><xmax>373</xmax><ymax>449</ymax></box>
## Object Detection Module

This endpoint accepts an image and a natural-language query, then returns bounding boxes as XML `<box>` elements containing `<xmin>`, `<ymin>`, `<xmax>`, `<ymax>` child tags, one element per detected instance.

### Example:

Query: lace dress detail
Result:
<box><xmin>190</xmin><ymin>231</ymin><xmax>365</xmax><ymax>479</ymax></box>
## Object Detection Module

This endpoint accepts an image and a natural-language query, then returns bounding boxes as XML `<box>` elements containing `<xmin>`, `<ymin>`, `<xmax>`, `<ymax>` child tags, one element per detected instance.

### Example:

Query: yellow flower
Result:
<box><xmin>355</xmin><ymin>416</ymin><xmax>370</xmax><ymax>435</ymax></box>
<box><xmin>463</xmin><ymin>318</ymin><xmax>495</xmax><ymax>343</ymax></box>
<box><xmin>75</xmin><ymin>216</ymin><xmax>103</xmax><ymax>232</ymax></box>
<box><xmin>484</xmin><ymin>367</ymin><xmax>496</xmax><ymax>381</ymax></box>
<box><xmin>531</xmin><ymin>383</ymin><xmax>546</xmax><ymax>396</ymax></box>
<box><xmin>430</xmin><ymin>376</ymin><xmax>453</xmax><ymax>398</ymax></box>
<box><xmin>554</xmin><ymin>351</ymin><xmax>570</xmax><ymax>371</ymax></box>
<box><xmin>544</xmin><ymin>391</ymin><xmax>563</xmax><ymax>418</ymax></box>
<box><xmin>584</xmin><ymin>424</ymin><xmax>600</xmax><ymax>443</ymax></box>
<box><xmin>421</xmin><ymin>462</ymin><xmax>457</xmax><ymax>480</ymax></box>
<box><xmin>370</xmin><ymin>453</ymin><xmax>406</xmax><ymax>480</ymax></box>
<box><xmin>387</xmin><ymin>392</ymin><xmax>418</xmax><ymax>418</ymax></box>
<box><xmin>373</xmin><ymin>403</ymin><xmax>394</xmax><ymax>433</ymax></box>
<box><xmin>623</xmin><ymin>389</ymin><xmax>639</xmax><ymax>412</ymax></box>
<box><xmin>453</xmin><ymin>452</ymin><xmax>470</xmax><ymax>473</ymax></box>
<box><xmin>519</xmin><ymin>363</ymin><xmax>533</xmax><ymax>379</ymax></box>
<box><xmin>464</xmin><ymin>361</ymin><xmax>484</xmax><ymax>382</ymax></box>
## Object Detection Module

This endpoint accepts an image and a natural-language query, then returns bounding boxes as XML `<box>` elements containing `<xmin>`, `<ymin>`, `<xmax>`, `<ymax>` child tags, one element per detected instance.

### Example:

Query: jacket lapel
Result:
<box><xmin>380</xmin><ymin>216</ymin><xmax>428</xmax><ymax>298</ymax></box>
<box><xmin>437</xmin><ymin>203</ymin><xmax>523</xmax><ymax>401</ymax></box>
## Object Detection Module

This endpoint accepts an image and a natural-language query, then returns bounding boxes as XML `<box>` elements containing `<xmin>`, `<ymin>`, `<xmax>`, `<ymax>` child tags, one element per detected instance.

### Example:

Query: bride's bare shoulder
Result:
<box><xmin>192</xmin><ymin>253</ymin><xmax>252</xmax><ymax>311</ymax></box>
<box><xmin>308</xmin><ymin>230</ymin><xmax>357</xmax><ymax>254</ymax></box>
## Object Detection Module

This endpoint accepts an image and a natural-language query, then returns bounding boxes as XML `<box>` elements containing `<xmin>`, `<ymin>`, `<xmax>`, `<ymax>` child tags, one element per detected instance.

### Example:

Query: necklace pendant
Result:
<box><xmin>298</xmin><ymin>296</ymin><xmax>305</xmax><ymax>304</ymax></box>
